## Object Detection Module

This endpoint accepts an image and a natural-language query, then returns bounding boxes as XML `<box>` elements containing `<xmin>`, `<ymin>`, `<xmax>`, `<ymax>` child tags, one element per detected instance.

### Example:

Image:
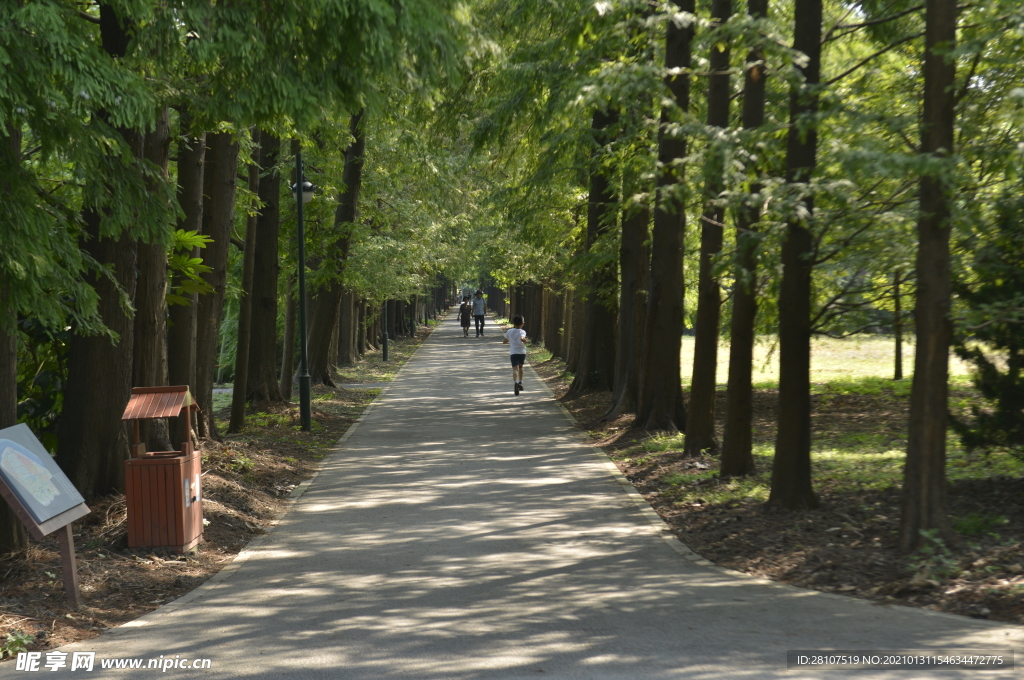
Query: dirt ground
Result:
<box><xmin>529</xmin><ymin>356</ymin><xmax>1024</xmax><ymax>625</ymax></box>
<box><xmin>0</xmin><ymin>328</ymin><xmax>430</xmax><ymax>659</ymax></box>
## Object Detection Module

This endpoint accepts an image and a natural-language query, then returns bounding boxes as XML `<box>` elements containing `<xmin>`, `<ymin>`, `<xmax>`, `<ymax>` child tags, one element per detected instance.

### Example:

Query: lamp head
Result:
<box><xmin>291</xmin><ymin>180</ymin><xmax>315</xmax><ymax>204</ymax></box>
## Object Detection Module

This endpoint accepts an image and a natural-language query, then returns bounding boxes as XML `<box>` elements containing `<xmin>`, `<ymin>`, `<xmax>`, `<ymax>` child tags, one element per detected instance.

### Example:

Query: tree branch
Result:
<box><xmin>823</xmin><ymin>4</ymin><xmax>924</xmax><ymax>44</ymax></box>
<box><xmin>810</xmin><ymin>267</ymin><xmax>869</xmax><ymax>330</ymax></box>
<box><xmin>824</xmin><ymin>32</ymin><xmax>923</xmax><ymax>86</ymax></box>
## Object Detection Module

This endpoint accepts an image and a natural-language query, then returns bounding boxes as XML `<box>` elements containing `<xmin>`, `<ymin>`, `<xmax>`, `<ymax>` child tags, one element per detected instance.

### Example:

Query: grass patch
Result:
<box><xmin>642</xmin><ymin>434</ymin><xmax>685</xmax><ymax>453</ymax></box>
<box><xmin>211</xmin><ymin>389</ymin><xmax>232</xmax><ymax>411</ymax></box>
<box><xmin>953</xmin><ymin>513</ymin><xmax>1008</xmax><ymax>537</ymax></box>
<box><xmin>682</xmin><ymin>334</ymin><xmax>973</xmax><ymax>388</ymax></box>
<box><xmin>529</xmin><ymin>347</ymin><xmax>553</xmax><ymax>364</ymax></box>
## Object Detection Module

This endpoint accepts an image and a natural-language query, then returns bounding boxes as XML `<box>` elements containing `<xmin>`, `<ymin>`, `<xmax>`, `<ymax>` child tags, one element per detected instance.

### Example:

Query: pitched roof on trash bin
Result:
<box><xmin>121</xmin><ymin>386</ymin><xmax>199</xmax><ymax>421</ymax></box>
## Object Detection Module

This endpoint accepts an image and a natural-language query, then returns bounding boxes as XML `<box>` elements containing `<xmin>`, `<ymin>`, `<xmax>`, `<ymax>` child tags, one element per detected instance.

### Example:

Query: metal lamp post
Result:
<box><xmin>292</xmin><ymin>151</ymin><xmax>315</xmax><ymax>432</ymax></box>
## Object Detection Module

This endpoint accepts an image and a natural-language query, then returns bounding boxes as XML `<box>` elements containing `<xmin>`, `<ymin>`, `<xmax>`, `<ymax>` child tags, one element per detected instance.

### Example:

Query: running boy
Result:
<box><xmin>502</xmin><ymin>315</ymin><xmax>528</xmax><ymax>395</ymax></box>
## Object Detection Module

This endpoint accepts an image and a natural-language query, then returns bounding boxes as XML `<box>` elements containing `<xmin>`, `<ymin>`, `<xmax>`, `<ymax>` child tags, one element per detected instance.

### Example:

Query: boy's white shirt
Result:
<box><xmin>504</xmin><ymin>327</ymin><xmax>527</xmax><ymax>354</ymax></box>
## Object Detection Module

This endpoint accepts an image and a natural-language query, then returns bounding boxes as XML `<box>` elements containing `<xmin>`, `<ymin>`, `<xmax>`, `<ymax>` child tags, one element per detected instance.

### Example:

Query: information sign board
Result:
<box><xmin>0</xmin><ymin>423</ymin><xmax>90</xmax><ymax>606</ymax></box>
<box><xmin>0</xmin><ymin>425</ymin><xmax>85</xmax><ymax>523</ymax></box>
<box><xmin>0</xmin><ymin>423</ymin><xmax>89</xmax><ymax>538</ymax></box>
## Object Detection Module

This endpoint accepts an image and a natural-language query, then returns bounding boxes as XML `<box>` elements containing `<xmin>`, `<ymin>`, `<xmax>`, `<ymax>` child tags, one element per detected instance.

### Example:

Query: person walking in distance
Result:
<box><xmin>472</xmin><ymin>289</ymin><xmax>487</xmax><ymax>337</ymax></box>
<box><xmin>503</xmin><ymin>315</ymin><xmax>528</xmax><ymax>395</ymax></box>
<box><xmin>458</xmin><ymin>296</ymin><xmax>472</xmax><ymax>337</ymax></box>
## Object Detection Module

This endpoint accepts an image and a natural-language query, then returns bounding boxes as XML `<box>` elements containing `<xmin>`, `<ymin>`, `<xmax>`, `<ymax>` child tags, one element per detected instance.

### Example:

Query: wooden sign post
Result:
<box><xmin>0</xmin><ymin>424</ymin><xmax>90</xmax><ymax>606</ymax></box>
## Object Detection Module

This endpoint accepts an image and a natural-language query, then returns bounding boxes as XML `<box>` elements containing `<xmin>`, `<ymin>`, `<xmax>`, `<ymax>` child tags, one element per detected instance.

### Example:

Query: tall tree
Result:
<box><xmin>307</xmin><ymin>111</ymin><xmax>366</xmax><ymax>385</ymax></box>
<box><xmin>246</xmin><ymin>132</ymin><xmax>284</xmax><ymax>403</ymax></box>
<box><xmin>133</xmin><ymin>108</ymin><xmax>173</xmax><ymax>451</ymax></box>
<box><xmin>0</xmin><ymin>281</ymin><xmax>27</xmax><ymax>552</ymax></box>
<box><xmin>636</xmin><ymin>0</ymin><xmax>694</xmax><ymax>432</ymax></box>
<box><xmin>228</xmin><ymin>130</ymin><xmax>262</xmax><ymax>433</ymax></box>
<box><xmin>604</xmin><ymin>196</ymin><xmax>649</xmax><ymax>419</ymax></box>
<box><xmin>900</xmin><ymin>0</ymin><xmax>958</xmax><ymax>550</ymax></box>
<box><xmin>0</xmin><ymin>120</ymin><xmax>28</xmax><ymax>551</ymax></box>
<box><xmin>56</xmin><ymin>2</ymin><xmax>169</xmax><ymax>501</ymax></box>
<box><xmin>58</xmin><ymin>199</ymin><xmax>141</xmax><ymax>500</ymax></box>
<box><xmin>279</xmin><ymin>276</ymin><xmax>297</xmax><ymax>400</ymax></box>
<box><xmin>719</xmin><ymin>0</ymin><xmax>768</xmax><ymax>478</ymax></box>
<box><xmin>685</xmin><ymin>0</ymin><xmax>733</xmax><ymax>456</ymax></box>
<box><xmin>767</xmin><ymin>0</ymin><xmax>823</xmax><ymax>510</ymax></box>
<box><xmin>566</xmin><ymin>108</ymin><xmax>619</xmax><ymax>398</ymax></box>
<box><xmin>195</xmin><ymin>131</ymin><xmax>240</xmax><ymax>437</ymax></box>
<box><xmin>167</xmin><ymin>114</ymin><xmax>205</xmax><ymax>394</ymax></box>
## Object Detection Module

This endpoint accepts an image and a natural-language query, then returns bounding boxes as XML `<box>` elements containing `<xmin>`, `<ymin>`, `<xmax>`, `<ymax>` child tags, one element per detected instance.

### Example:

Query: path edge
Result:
<box><xmin>523</xmin><ymin>359</ymin><xmax>1024</xmax><ymax>634</ymax></box>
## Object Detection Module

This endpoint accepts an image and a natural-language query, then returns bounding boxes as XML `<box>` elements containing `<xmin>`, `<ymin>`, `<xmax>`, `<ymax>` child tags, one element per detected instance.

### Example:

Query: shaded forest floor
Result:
<box><xmin>0</xmin><ymin>326</ymin><xmax>434</xmax><ymax>659</ymax></box>
<box><xmin>528</xmin><ymin>345</ymin><xmax>1024</xmax><ymax>625</ymax></box>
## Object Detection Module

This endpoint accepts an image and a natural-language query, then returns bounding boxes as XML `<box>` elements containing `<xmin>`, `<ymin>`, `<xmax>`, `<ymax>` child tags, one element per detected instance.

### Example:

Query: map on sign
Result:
<box><xmin>0</xmin><ymin>424</ymin><xmax>85</xmax><ymax>524</ymax></box>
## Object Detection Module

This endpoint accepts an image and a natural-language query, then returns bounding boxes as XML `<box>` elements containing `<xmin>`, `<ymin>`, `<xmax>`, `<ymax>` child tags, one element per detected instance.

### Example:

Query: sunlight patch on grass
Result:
<box><xmin>528</xmin><ymin>346</ymin><xmax>553</xmax><ymax>364</ymax></box>
<box><xmin>663</xmin><ymin>442</ymin><xmax>1024</xmax><ymax>510</ymax></box>
<box><xmin>681</xmin><ymin>335</ymin><xmax>973</xmax><ymax>388</ymax></box>
<box><xmin>809</xmin><ymin>448</ymin><xmax>906</xmax><ymax>491</ymax></box>
<box><xmin>642</xmin><ymin>434</ymin><xmax>686</xmax><ymax>453</ymax></box>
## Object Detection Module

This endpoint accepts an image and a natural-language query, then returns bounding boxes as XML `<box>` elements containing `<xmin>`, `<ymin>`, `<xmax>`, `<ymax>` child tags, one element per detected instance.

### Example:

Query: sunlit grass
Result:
<box><xmin>656</xmin><ymin>442</ymin><xmax>1024</xmax><ymax>510</ymax></box>
<box><xmin>680</xmin><ymin>334</ymin><xmax>973</xmax><ymax>388</ymax></box>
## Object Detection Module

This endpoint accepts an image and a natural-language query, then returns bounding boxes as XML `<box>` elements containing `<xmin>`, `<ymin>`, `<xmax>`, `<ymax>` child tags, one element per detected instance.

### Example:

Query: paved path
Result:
<box><xmin>6</xmin><ymin>317</ymin><xmax>1021</xmax><ymax>678</ymax></box>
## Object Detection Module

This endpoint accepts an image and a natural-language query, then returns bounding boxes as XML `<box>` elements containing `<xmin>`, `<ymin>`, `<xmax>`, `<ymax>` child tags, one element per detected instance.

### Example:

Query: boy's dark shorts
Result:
<box><xmin>510</xmin><ymin>354</ymin><xmax>526</xmax><ymax>367</ymax></box>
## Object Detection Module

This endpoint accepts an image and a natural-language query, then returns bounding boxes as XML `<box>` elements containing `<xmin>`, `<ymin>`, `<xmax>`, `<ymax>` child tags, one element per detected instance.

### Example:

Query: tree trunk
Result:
<box><xmin>307</xmin><ymin>111</ymin><xmax>365</xmax><ymax>384</ymax></box>
<box><xmin>356</xmin><ymin>298</ymin><xmax>366</xmax><ymax>356</ymax></box>
<box><xmin>894</xmin><ymin>270</ymin><xmax>904</xmax><ymax>380</ymax></box>
<box><xmin>543</xmin><ymin>286</ymin><xmax>562</xmax><ymax>357</ymax></box>
<box><xmin>340</xmin><ymin>291</ymin><xmax>357</xmax><ymax>365</ymax></box>
<box><xmin>363</xmin><ymin>303</ymin><xmax>376</xmax><ymax>351</ymax></box>
<box><xmin>635</xmin><ymin>0</ymin><xmax>694</xmax><ymax>432</ymax></box>
<box><xmin>328</xmin><ymin>300</ymin><xmax>341</xmax><ymax>371</ymax></box>
<box><xmin>57</xmin><ymin>7</ymin><xmax>145</xmax><ymax>500</ymax></box>
<box><xmin>900</xmin><ymin>0</ymin><xmax>957</xmax><ymax>551</ymax></box>
<box><xmin>0</xmin><ymin>125</ymin><xmax>25</xmax><ymax>553</ymax></box>
<box><xmin>195</xmin><ymin>132</ymin><xmax>240</xmax><ymax>438</ymax></box>
<box><xmin>605</xmin><ymin>198</ymin><xmax>650</xmax><ymax>420</ymax></box>
<box><xmin>167</xmin><ymin>115</ymin><xmax>204</xmax><ymax>396</ymax></box>
<box><xmin>279</xmin><ymin>276</ymin><xmax>296</xmax><ymax>401</ymax></box>
<box><xmin>228</xmin><ymin>130</ymin><xmax>262</xmax><ymax>433</ymax></box>
<box><xmin>567</xmin><ymin>109</ymin><xmax>619</xmax><ymax>398</ymax></box>
<box><xmin>685</xmin><ymin>0</ymin><xmax>732</xmax><ymax>456</ymax></box>
<box><xmin>57</xmin><ymin>209</ymin><xmax>139</xmax><ymax>501</ymax></box>
<box><xmin>531</xmin><ymin>284</ymin><xmax>544</xmax><ymax>343</ymax></box>
<box><xmin>386</xmin><ymin>300</ymin><xmax>398</xmax><ymax>340</ymax></box>
<box><xmin>563</xmin><ymin>288</ymin><xmax>577</xmax><ymax>369</ymax></box>
<box><xmin>246</xmin><ymin>132</ymin><xmax>284</xmax><ymax>404</ymax></box>
<box><xmin>720</xmin><ymin>0</ymin><xmax>767</xmax><ymax>478</ymax></box>
<box><xmin>767</xmin><ymin>0</ymin><xmax>822</xmax><ymax>510</ymax></box>
<box><xmin>0</xmin><ymin>277</ymin><xmax>28</xmax><ymax>552</ymax></box>
<box><xmin>133</xmin><ymin>107</ymin><xmax>173</xmax><ymax>452</ymax></box>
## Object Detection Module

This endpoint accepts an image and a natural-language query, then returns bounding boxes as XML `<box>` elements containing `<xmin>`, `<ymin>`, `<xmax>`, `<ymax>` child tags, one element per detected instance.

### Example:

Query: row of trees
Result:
<box><xmin>451</xmin><ymin>0</ymin><xmax>1022</xmax><ymax>551</ymax></box>
<box><xmin>0</xmin><ymin>0</ymin><xmax>471</xmax><ymax>551</ymax></box>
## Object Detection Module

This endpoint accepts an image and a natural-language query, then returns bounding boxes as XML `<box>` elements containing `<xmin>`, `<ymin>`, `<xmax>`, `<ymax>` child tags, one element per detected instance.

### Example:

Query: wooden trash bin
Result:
<box><xmin>121</xmin><ymin>386</ymin><xmax>203</xmax><ymax>552</ymax></box>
